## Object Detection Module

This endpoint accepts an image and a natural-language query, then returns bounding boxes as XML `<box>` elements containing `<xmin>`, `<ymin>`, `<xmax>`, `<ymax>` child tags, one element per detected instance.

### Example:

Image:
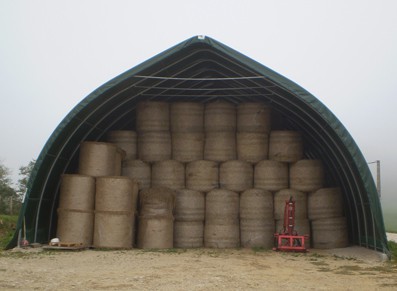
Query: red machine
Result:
<box><xmin>273</xmin><ymin>196</ymin><xmax>309</xmax><ymax>252</ymax></box>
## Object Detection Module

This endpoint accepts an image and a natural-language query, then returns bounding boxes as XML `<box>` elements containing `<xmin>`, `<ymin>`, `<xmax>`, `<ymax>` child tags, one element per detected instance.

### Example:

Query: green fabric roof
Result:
<box><xmin>8</xmin><ymin>36</ymin><xmax>389</xmax><ymax>255</ymax></box>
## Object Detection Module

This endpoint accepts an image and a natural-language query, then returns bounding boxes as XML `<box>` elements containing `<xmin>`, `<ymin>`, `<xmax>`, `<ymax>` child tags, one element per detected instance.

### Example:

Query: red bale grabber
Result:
<box><xmin>273</xmin><ymin>196</ymin><xmax>309</xmax><ymax>252</ymax></box>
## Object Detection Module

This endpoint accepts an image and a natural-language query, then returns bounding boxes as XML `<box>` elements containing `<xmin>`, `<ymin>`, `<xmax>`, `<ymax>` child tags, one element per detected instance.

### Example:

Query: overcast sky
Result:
<box><xmin>1</xmin><ymin>0</ymin><xmax>396</xmax><ymax>208</ymax></box>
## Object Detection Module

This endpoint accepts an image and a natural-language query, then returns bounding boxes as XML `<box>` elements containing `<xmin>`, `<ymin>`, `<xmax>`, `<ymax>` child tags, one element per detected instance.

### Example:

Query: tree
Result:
<box><xmin>17</xmin><ymin>159</ymin><xmax>36</xmax><ymax>202</ymax></box>
<box><xmin>0</xmin><ymin>162</ymin><xmax>17</xmax><ymax>215</ymax></box>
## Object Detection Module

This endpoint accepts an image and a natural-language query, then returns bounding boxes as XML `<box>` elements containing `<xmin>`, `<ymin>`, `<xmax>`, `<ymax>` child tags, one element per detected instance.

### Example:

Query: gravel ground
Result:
<box><xmin>0</xmin><ymin>245</ymin><xmax>396</xmax><ymax>290</ymax></box>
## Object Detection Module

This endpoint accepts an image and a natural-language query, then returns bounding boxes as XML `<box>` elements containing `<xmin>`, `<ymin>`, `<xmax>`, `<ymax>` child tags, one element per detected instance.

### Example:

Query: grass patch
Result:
<box><xmin>333</xmin><ymin>265</ymin><xmax>363</xmax><ymax>275</ymax></box>
<box><xmin>388</xmin><ymin>240</ymin><xmax>397</xmax><ymax>263</ymax></box>
<box><xmin>0</xmin><ymin>215</ymin><xmax>18</xmax><ymax>249</ymax></box>
<box><xmin>0</xmin><ymin>251</ymin><xmax>31</xmax><ymax>259</ymax></box>
<box><xmin>140</xmin><ymin>248</ymin><xmax>186</xmax><ymax>254</ymax></box>
<box><xmin>332</xmin><ymin>254</ymin><xmax>357</xmax><ymax>261</ymax></box>
<box><xmin>91</xmin><ymin>247</ymin><xmax>120</xmax><ymax>252</ymax></box>
<box><xmin>309</xmin><ymin>252</ymin><xmax>326</xmax><ymax>258</ymax></box>
<box><xmin>381</xmin><ymin>283</ymin><xmax>397</xmax><ymax>288</ymax></box>
<box><xmin>310</xmin><ymin>261</ymin><xmax>329</xmax><ymax>266</ymax></box>
<box><xmin>201</xmin><ymin>249</ymin><xmax>225</xmax><ymax>258</ymax></box>
<box><xmin>317</xmin><ymin>267</ymin><xmax>332</xmax><ymax>272</ymax></box>
<box><xmin>366</xmin><ymin>265</ymin><xmax>396</xmax><ymax>273</ymax></box>
<box><xmin>337</xmin><ymin>265</ymin><xmax>363</xmax><ymax>272</ymax></box>
<box><xmin>0</xmin><ymin>250</ymin><xmax>57</xmax><ymax>259</ymax></box>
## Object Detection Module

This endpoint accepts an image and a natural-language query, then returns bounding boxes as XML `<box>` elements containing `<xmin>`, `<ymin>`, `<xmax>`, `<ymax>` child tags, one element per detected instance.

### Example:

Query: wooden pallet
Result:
<box><xmin>43</xmin><ymin>241</ymin><xmax>86</xmax><ymax>251</ymax></box>
<box><xmin>49</xmin><ymin>241</ymin><xmax>83</xmax><ymax>247</ymax></box>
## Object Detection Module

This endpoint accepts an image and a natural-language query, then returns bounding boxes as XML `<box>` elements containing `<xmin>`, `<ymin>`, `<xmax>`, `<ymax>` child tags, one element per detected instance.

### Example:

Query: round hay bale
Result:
<box><xmin>170</xmin><ymin>102</ymin><xmax>204</xmax><ymax>132</ymax></box>
<box><xmin>172</xmin><ymin>132</ymin><xmax>204</xmax><ymax>163</ymax></box>
<box><xmin>58</xmin><ymin>174</ymin><xmax>95</xmax><ymax>211</ymax></box>
<box><xmin>237</xmin><ymin>132</ymin><xmax>269</xmax><ymax>163</ymax></box>
<box><xmin>136</xmin><ymin>101</ymin><xmax>169</xmax><ymax>132</ymax></box>
<box><xmin>107</xmin><ymin>130</ymin><xmax>137</xmax><ymax>160</ymax></box>
<box><xmin>78</xmin><ymin>142</ymin><xmax>119</xmax><ymax>177</ymax></box>
<box><xmin>204</xmin><ymin>132</ymin><xmax>236</xmax><ymax>162</ymax></box>
<box><xmin>56</xmin><ymin>209</ymin><xmax>94</xmax><ymax>247</ymax></box>
<box><xmin>274</xmin><ymin>189</ymin><xmax>307</xmax><ymax>220</ymax></box>
<box><xmin>240</xmin><ymin>189</ymin><xmax>273</xmax><ymax>220</ymax></box>
<box><xmin>96</xmin><ymin>177</ymin><xmax>137</xmax><ymax>212</ymax></box>
<box><xmin>219</xmin><ymin>160</ymin><xmax>253</xmax><ymax>192</ymax></box>
<box><xmin>139</xmin><ymin>187</ymin><xmax>176</xmax><ymax>216</ymax></box>
<box><xmin>174</xmin><ymin>189</ymin><xmax>205</xmax><ymax>221</ymax></box>
<box><xmin>240</xmin><ymin>219</ymin><xmax>275</xmax><ymax>248</ymax></box>
<box><xmin>308</xmin><ymin>187</ymin><xmax>344</xmax><ymax>220</ymax></box>
<box><xmin>204</xmin><ymin>101</ymin><xmax>236</xmax><ymax>132</ymax></box>
<box><xmin>204</xmin><ymin>220</ymin><xmax>240</xmax><ymax>248</ymax></box>
<box><xmin>122</xmin><ymin>159</ymin><xmax>151</xmax><ymax>190</ymax></box>
<box><xmin>186</xmin><ymin>160</ymin><xmax>219</xmax><ymax>192</ymax></box>
<box><xmin>206</xmin><ymin>189</ymin><xmax>239</xmax><ymax>221</ymax></box>
<box><xmin>311</xmin><ymin>216</ymin><xmax>349</xmax><ymax>249</ymax></box>
<box><xmin>254</xmin><ymin>160</ymin><xmax>288</xmax><ymax>192</ymax></box>
<box><xmin>290</xmin><ymin>160</ymin><xmax>324</xmax><ymax>192</ymax></box>
<box><xmin>237</xmin><ymin>102</ymin><xmax>271</xmax><ymax>133</ymax></box>
<box><xmin>174</xmin><ymin>220</ymin><xmax>204</xmax><ymax>248</ymax></box>
<box><xmin>137</xmin><ymin>215</ymin><xmax>174</xmax><ymax>249</ymax></box>
<box><xmin>93</xmin><ymin>211</ymin><xmax>133</xmax><ymax>249</ymax></box>
<box><xmin>137</xmin><ymin>131</ymin><xmax>171</xmax><ymax>163</ymax></box>
<box><xmin>151</xmin><ymin>160</ymin><xmax>185</xmax><ymax>190</ymax></box>
<box><xmin>268</xmin><ymin>131</ymin><xmax>303</xmax><ymax>162</ymax></box>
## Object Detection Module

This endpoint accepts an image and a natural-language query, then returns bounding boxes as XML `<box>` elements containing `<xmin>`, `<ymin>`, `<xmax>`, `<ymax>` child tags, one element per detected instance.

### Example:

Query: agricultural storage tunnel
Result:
<box><xmin>8</xmin><ymin>36</ymin><xmax>388</xmax><ymax>255</ymax></box>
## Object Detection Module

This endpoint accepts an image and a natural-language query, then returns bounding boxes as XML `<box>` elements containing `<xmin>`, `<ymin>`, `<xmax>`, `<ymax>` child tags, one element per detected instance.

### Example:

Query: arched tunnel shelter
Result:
<box><xmin>8</xmin><ymin>36</ymin><xmax>388</xmax><ymax>255</ymax></box>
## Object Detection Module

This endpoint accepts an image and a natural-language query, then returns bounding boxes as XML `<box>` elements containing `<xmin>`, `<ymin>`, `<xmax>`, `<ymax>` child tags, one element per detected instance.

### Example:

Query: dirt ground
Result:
<box><xmin>0</xmin><ymin>243</ymin><xmax>396</xmax><ymax>291</ymax></box>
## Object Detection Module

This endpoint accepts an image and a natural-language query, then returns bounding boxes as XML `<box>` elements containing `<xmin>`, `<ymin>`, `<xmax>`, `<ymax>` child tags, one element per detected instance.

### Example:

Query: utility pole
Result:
<box><xmin>9</xmin><ymin>196</ymin><xmax>13</xmax><ymax>215</ymax></box>
<box><xmin>368</xmin><ymin>160</ymin><xmax>381</xmax><ymax>198</ymax></box>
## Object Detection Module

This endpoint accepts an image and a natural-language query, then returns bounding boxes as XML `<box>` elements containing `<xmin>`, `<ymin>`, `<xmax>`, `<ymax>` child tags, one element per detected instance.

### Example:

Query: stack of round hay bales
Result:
<box><xmin>137</xmin><ymin>101</ymin><xmax>171</xmax><ymax>163</ymax></box>
<box><xmin>240</xmin><ymin>189</ymin><xmax>275</xmax><ymax>248</ymax></box>
<box><xmin>137</xmin><ymin>187</ymin><xmax>175</xmax><ymax>249</ymax></box>
<box><xmin>64</xmin><ymin>101</ymin><xmax>348</xmax><ymax>250</ymax></box>
<box><xmin>171</xmin><ymin>102</ymin><xmax>204</xmax><ymax>163</ymax></box>
<box><xmin>236</xmin><ymin>102</ymin><xmax>271</xmax><ymax>164</ymax></box>
<box><xmin>309</xmin><ymin>187</ymin><xmax>348</xmax><ymax>248</ymax></box>
<box><xmin>78</xmin><ymin>141</ymin><xmax>123</xmax><ymax>177</ymax></box>
<box><xmin>56</xmin><ymin>174</ymin><xmax>95</xmax><ymax>246</ymax></box>
<box><xmin>204</xmin><ymin>101</ymin><xmax>236</xmax><ymax>162</ymax></box>
<box><xmin>174</xmin><ymin>189</ymin><xmax>205</xmax><ymax>248</ymax></box>
<box><xmin>204</xmin><ymin>189</ymin><xmax>240</xmax><ymax>248</ymax></box>
<box><xmin>93</xmin><ymin>176</ymin><xmax>138</xmax><ymax>249</ymax></box>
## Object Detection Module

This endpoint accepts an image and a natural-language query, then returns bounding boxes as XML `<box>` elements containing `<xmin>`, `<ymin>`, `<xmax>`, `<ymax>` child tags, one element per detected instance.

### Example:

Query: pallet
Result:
<box><xmin>49</xmin><ymin>241</ymin><xmax>83</xmax><ymax>247</ymax></box>
<box><xmin>43</xmin><ymin>241</ymin><xmax>86</xmax><ymax>251</ymax></box>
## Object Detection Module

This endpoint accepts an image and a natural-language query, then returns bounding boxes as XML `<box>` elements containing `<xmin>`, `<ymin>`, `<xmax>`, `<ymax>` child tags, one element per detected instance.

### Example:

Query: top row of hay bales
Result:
<box><xmin>136</xmin><ymin>101</ymin><xmax>271</xmax><ymax>133</ymax></box>
<box><xmin>106</xmin><ymin>100</ymin><xmax>303</xmax><ymax>164</ymax></box>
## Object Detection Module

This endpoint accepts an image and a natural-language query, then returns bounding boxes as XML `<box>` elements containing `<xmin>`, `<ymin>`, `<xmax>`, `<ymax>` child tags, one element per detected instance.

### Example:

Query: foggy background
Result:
<box><xmin>1</xmin><ymin>1</ymin><xmax>396</xmax><ymax>212</ymax></box>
